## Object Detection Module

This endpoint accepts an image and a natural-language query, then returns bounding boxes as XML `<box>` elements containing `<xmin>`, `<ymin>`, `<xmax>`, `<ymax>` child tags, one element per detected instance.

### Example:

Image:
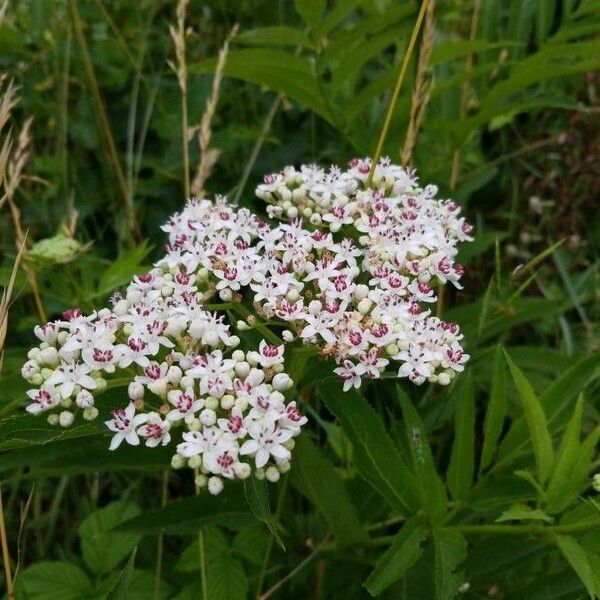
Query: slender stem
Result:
<box><xmin>449</xmin><ymin>0</ymin><xmax>481</xmax><ymax>191</ymax></box>
<box><xmin>233</xmin><ymin>94</ymin><xmax>281</xmax><ymax>204</ymax></box>
<box><xmin>255</xmin><ymin>474</ymin><xmax>289</xmax><ymax>599</ymax></box>
<box><xmin>194</xmin><ymin>469</ymin><xmax>208</xmax><ymax>600</ymax></box>
<box><xmin>181</xmin><ymin>85</ymin><xmax>190</xmax><ymax>199</ymax></box>
<box><xmin>367</xmin><ymin>0</ymin><xmax>430</xmax><ymax>184</ymax></box>
<box><xmin>0</xmin><ymin>484</ymin><xmax>14</xmax><ymax>600</ymax></box>
<box><xmin>69</xmin><ymin>0</ymin><xmax>138</xmax><ymax>240</ymax></box>
<box><xmin>154</xmin><ymin>471</ymin><xmax>169</xmax><ymax>600</ymax></box>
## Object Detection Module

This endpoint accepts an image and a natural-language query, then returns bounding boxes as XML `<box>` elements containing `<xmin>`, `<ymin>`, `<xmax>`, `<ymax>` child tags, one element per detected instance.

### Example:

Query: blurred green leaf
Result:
<box><xmin>433</xmin><ymin>530</ymin><xmax>467</xmax><ymax>600</ymax></box>
<box><xmin>103</xmin><ymin>548</ymin><xmax>137</xmax><ymax>600</ymax></box>
<box><xmin>206</xmin><ymin>554</ymin><xmax>248</xmax><ymax>600</ymax></box>
<box><xmin>15</xmin><ymin>561</ymin><xmax>94</xmax><ymax>600</ymax></box>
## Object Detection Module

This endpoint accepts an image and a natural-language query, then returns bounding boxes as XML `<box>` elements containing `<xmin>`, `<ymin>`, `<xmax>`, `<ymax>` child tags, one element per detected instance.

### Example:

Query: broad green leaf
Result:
<box><xmin>294</xmin><ymin>0</ymin><xmax>325</xmax><ymax>30</ymax></box>
<box><xmin>243</xmin><ymin>476</ymin><xmax>284</xmax><ymax>549</ymax></box>
<box><xmin>293</xmin><ymin>434</ymin><xmax>367</xmax><ymax>547</ymax></box>
<box><xmin>15</xmin><ymin>561</ymin><xmax>93</xmax><ymax>600</ymax></box>
<box><xmin>496</xmin><ymin>504</ymin><xmax>553</xmax><ymax>523</ymax></box>
<box><xmin>364</xmin><ymin>519</ymin><xmax>428</xmax><ymax>596</ymax></box>
<box><xmin>206</xmin><ymin>554</ymin><xmax>248</xmax><ymax>600</ymax></box>
<box><xmin>397</xmin><ymin>389</ymin><xmax>447</xmax><ymax>521</ymax></box>
<box><xmin>232</xmin><ymin>522</ymin><xmax>269</xmax><ymax>566</ymax></box>
<box><xmin>193</xmin><ymin>49</ymin><xmax>332</xmax><ymax>123</ymax></box>
<box><xmin>103</xmin><ymin>548</ymin><xmax>137</xmax><ymax>600</ymax></box>
<box><xmin>117</xmin><ymin>487</ymin><xmax>252</xmax><ymax>535</ymax></box>
<box><xmin>96</xmin><ymin>242</ymin><xmax>151</xmax><ymax>298</ymax></box>
<box><xmin>480</xmin><ymin>345</ymin><xmax>507</xmax><ymax>472</ymax></box>
<box><xmin>235</xmin><ymin>26</ymin><xmax>314</xmax><ymax>49</ymax></box>
<box><xmin>319</xmin><ymin>379</ymin><xmax>421</xmax><ymax>516</ymax></box>
<box><xmin>504</xmin><ymin>351</ymin><xmax>554</xmax><ymax>483</ymax></box>
<box><xmin>554</xmin><ymin>534</ymin><xmax>600</xmax><ymax>597</ymax></box>
<box><xmin>447</xmin><ymin>373</ymin><xmax>475</xmax><ymax>501</ymax></box>
<box><xmin>433</xmin><ymin>530</ymin><xmax>467</xmax><ymax>600</ymax></box>
<box><xmin>79</xmin><ymin>501</ymin><xmax>141</xmax><ymax>575</ymax></box>
<box><xmin>174</xmin><ymin>526</ymin><xmax>229</xmax><ymax>572</ymax></box>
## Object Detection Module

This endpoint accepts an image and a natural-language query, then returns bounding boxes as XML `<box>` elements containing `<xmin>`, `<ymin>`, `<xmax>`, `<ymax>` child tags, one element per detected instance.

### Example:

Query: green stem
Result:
<box><xmin>154</xmin><ymin>471</ymin><xmax>169</xmax><ymax>600</ymax></box>
<box><xmin>367</xmin><ymin>0</ymin><xmax>431</xmax><ymax>184</ymax></box>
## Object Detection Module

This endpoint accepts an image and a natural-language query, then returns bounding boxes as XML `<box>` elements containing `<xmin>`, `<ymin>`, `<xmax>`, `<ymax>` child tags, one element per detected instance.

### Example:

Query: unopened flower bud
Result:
<box><xmin>171</xmin><ymin>454</ymin><xmax>186</xmax><ymax>469</ymax></box>
<box><xmin>200</xmin><ymin>409</ymin><xmax>216</xmax><ymax>426</ymax></box>
<box><xmin>47</xmin><ymin>413</ymin><xmax>59</xmax><ymax>426</ymax></box>
<box><xmin>128</xmin><ymin>381</ymin><xmax>145</xmax><ymax>401</ymax></box>
<box><xmin>188</xmin><ymin>455</ymin><xmax>203</xmax><ymax>469</ymax></box>
<box><xmin>76</xmin><ymin>389</ymin><xmax>94</xmax><ymax>409</ymax></box>
<box><xmin>83</xmin><ymin>407</ymin><xmax>99</xmax><ymax>421</ymax></box>
<box><xmin>593</xmin><ymin>474</ymin><xmax>600</xmax><ymax>493</ymax></box>
<box><xmin>208</xmin><ymin>476</ymin><xmax>223</xmax><ymax>495</ymax></box>
<box><xmin>59</xmin><ymin>411</ymin><xmax>74</xmax><ymax>427</ymax></box>
<box><xmin>264</xmin><ymin>466</ymin><xmax>279</xmax><ymax>482</ymax></box>
<box><xmin>39</xmin><ymin>347</ymin><xmax>59</xmax><ymax>366</ymax></box>
<box><xmin>220</xmin><ymin>395</ymin><xmax>235</xmax><ymax>410</ymax></box>
<box><xmin>204</xmin><ymin>397</ymin><xmax>219</xmax><ymax>410</ymax></box>
<box><xmin>272</xmin><ymin>373</ymin><xmax>293</xmax><ymax>391</ymax></box>
<box><xmin>194</xmin><ymin>473</ymin><xmax>207</xmax><ymax>487</ymax></box>
<box><xmin>219</xmin><ymin>288</ymin><xmax>233</xmax><ymax>302</ymax></box>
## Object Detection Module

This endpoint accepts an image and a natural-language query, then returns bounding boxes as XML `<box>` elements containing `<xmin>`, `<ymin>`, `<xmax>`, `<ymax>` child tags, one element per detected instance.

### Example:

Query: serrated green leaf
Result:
<box><xmin>79</xmin><ymin>501</ymin><xmax>141</xmax><ymax>575</ymax></box>
<box><xmin>243</xmin><ymin>476</ymin><xmax>284</xmax><ymax>550</ymax></box>
<box><xmin>433</xmin><ymin>530</ymin><xmax>467</xmax><ymax>600</ymax></box>
<box><xmin>15</xmin><ymin>561</ymin><xmax>93</xmax><ymax>600</ymax></box>
<box><xmin>103</xmin><ymin>548</ymin><xmax>137</xmax><ymax>600</ymax></box>
<box><xmin>206</xmin><ymin>554</ymin><xmax>248</xmax><ymax>600</ymax></box>
<box><xmin>364</xmin><ymin>519</ymin><xmax>428</xmax><ymax>596</ymax></box>
<box><xmin>232</xmin><ymin>522</ymin><xmax>269</xmax><ymax>566</ymax></box>
<box><xmin>293</xmin><ymin>434</ymin><xmax>367</xmax><ymax>547</ymax></box>
<box><xmin>193</xmin><ymin>49</ymin><xmax>332</xmax><ymax>123</ymax></box>
<box><xmin>318</xmin><ymin>379</ymin><xmax>421</xmax><ymax>516</ymax></box>
<box><xmin>504</xmin><ymin>351</ymin><xmax>554</xmax><ymax>483</ymax></box>
<box><xmin>480</xmin><ymin>345</ymin><xmax>507</xmax><ymax>472</ymax></box>
<box><xmin>447</xmin><ymin>373</ymin><xmax>475</xmax><ymax>501</ymax></box>
<box><xmin>397</xmin><ymin>389</ymin><xmax>447</xmax><ymax>521</ymax></box>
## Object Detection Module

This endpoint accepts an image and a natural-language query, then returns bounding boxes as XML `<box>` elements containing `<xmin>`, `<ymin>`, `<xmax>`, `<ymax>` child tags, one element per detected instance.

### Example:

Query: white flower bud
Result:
<box><xmin>161</xmin><ymin>285</ymin><xmax>173</xmax><ymax>298</ymax></box>
<box><xmin>219</xmin><ymin>288</ymin><xmax>233</xmax><ymax>302</ymax></box>
<box><xmin>200</xmin><ymin>409</ymin><xmax>216</xmax><ymax>426</ymax></box>
<box><xmin>234</xmin><ymin>397</ymin><xmax>248</xmax><ymax>412</ymax></box>
<box><xmin>31</xmin><ymin>374</ymin><xmax>44</xmax><ymax>386</ymax></box>
<box><xmin>203</xmin><ymin>330</ymin><xmax>220</xmax><ymax>347</ymax></box>
<box><xmin>357</xmin><ymin>298</ymin><xmax>372</xmax><ymax>314</ymax></box>
<box><xmin>286</xmin><ymin>289</ymin><xmax>300</xmax><ymax>302</ymax></box>
<box><xmin>148</xmin><ymin>379</ymin><xmax>168</xmax><ymax>398</ymax></box>
<box><xmin>283</xmin><ymin>438</ymin><xmax>295</xmax><ymax>451</ymax></box>
<box><xmin>76</xmin><ymin>389</ymin><xmax>94</xmax><ymax>409</ymax></box>
<box><xmin>438</xmin><ymin>372</ymin><xmax>451</xmax><ymax>385</ymax></box>
<box><xmin>310</xmin><ymin>213</ymin><xmax>322</xmax><ymax>226</ymax></box>
<box><xmin>234</xmin><ymin>361</ymin><xmax>250</xmax><ymax>378</ymax></box>
<box><xmin>39</xmin><ymin>347</ymin><xmax>59</xmax><ymax>366</ymax></box>
<box><xmin>167</xmin><ymin>366</ymin><xmax>183</xmax><ymax>384</ymax></box>
<box><xmin>286</xmin><ymin>206</ymin><xmax>298</xmax><ymax>219</ymax></box>
<box><xmin>59</xmin><ymin>411</ymin><xmax>74</xmax><ymax>428</ymax></box>
<box><xmin>231</xmin><ymin>350</ymin><xmax>244</xmax><ymax>362</ymax></box>
<box><xmin>113</xmin><ymin>299</ymin><xmax>129</xmax><ymax>316</ymax></box>
<box><xmin>265</xmin><ymin>466</ymin><xmax>280</xmax><ymax>482</ymax></box>
<box><xmin>21</xmin><ymin>360</ymin><xmax>40</xmax><ymax>380</ymax></box>
<box><xmin>208</xmin><ymin>476</ymin><xmax>224</xmax><ymax>495</ymax></box>
<box><xmin>27</xmin><ymin>347</ymin><xmax>41</xmax><ymax>361</ymax></box>
<box><xmin>180</xmin><ymin>375</ymin><xmax>194</xmax><ymax>389</ymax></box>
<box><xmin>235</xmin><ymin>463</ymin><xmax>251</xmax><ymax>479</ymax></box>
<box><xmin>197</xmin><ymin>267</ymin><xmax>209</xmax><ymax>281</ymax></box>
<box><xmin>272</xmin><ymin>373</ymin><xmax>293</xmax><ymax>392</ymax></box>
<box><xmin>282</xmin><ymin>330</ymin><xmax>294</xmax><ymax>342</ymax></box>
<box><xmin>247</xmin><ymin>352</ymin><xmax>259</xmax><ymax>367</ymax></box>
<box><xmin>226</xmin><ymin>335</ymin><xmax>240</xmax><ymax>348</ymax></box>
<box><xmin>237</xmin><ymin>320</ymin><xmax>250</xmax><ymax>331</ymax></box>
<box><xmin>128</xmin><ymin>381</ymin><xmax>145</xmax><ymax>401</ymax></box>
<box><xmin>220</xmin><ymin>395</ymin><xmax>235</xmax><ymax>410</ymax></box>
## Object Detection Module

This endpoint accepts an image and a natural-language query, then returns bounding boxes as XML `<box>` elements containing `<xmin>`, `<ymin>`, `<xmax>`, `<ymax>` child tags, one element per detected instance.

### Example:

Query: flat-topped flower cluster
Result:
<box><xmin>22</xmin><ymin>157</ymin><xmax>472</xmax><ymax>491</ymax></box>
<box><xmin>163</xmin><ymin>157</ymin><xmax>472</xmax><ymax>389</ymax></box>
<box><xmin>22</xmin><ymin>266</ymin><xmax>306</xmax><ymax>495</ymax></box>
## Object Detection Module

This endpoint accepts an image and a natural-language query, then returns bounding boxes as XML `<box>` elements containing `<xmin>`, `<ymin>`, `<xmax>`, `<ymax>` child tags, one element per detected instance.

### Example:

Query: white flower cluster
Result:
<box><xmin>21</xmin><ymin>262</ymin><xmax>306</xmax><ymax>493</ymax></box>
<box><xmin>162</xmin><ymin>157</ymin><xmax>472</xmax><ymax>390</ymax></box>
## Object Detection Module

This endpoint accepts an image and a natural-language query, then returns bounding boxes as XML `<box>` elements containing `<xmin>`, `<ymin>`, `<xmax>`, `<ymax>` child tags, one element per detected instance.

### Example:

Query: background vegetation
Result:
<box><xmin>1</xmin><ymin>0</ymin><xmax>600</xmax><ymax>598</ymax></box>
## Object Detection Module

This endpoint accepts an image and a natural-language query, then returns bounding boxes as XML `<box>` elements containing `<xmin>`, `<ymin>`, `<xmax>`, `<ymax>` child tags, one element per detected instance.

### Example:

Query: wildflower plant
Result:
<box><xmin>20</xmin><ymin>156</ymin><xmax>471</xmax><ymax>497</ymax></box>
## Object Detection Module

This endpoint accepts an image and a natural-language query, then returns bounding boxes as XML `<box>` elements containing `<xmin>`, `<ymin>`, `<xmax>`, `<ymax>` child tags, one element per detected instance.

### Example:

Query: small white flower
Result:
<box><xmin>105</xmin><ymin>403</ymin><xmax>149</xmax><ymax>450</ymax></box>
<box><xmin>239</xmin><ymin>420</ymin><xmax>293</xmax><ymax>468</ymax></box>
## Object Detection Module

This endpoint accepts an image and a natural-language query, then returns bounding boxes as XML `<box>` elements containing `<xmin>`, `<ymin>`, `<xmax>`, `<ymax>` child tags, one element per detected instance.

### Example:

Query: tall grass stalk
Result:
<box><xmin>190</xmin><ymin>24</ymin><xmax>239</xmax><ymax>198</ymax></box>
<box><xmin>367</xmin><ymin>0</ymin><xmax>431</xmax><ymax>184</ymax></box>
<box><xmin>170</xmin><ymin>0</ymin><xmax>191</xmax><ymax>199</ymax></box>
